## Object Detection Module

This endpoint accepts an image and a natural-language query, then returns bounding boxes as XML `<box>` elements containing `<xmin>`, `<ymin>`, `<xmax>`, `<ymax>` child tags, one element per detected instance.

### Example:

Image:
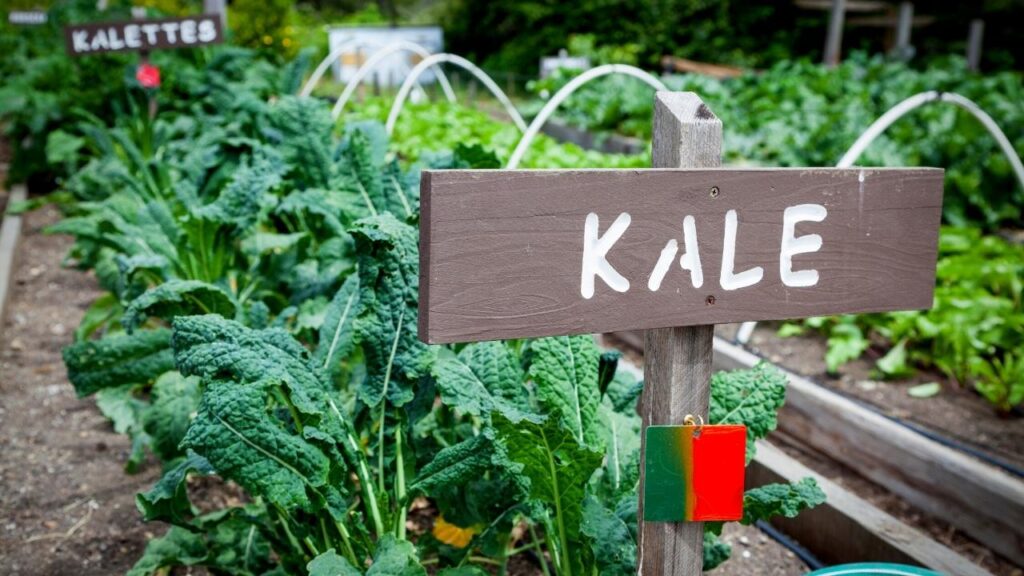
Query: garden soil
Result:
<box><xmin>0</xmin><ymin>205</ymin><xmax>807</xmax><ymax>575</ymax></box>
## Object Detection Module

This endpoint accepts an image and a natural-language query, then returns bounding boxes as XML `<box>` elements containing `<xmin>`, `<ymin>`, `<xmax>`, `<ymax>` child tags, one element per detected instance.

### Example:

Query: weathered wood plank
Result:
<box><xmin>637</xmin><ymin>91</ymin><xmax>720</xmax><ymax>576</ymax></box>
<box><xmin>419</xmin><ymin>166</ymin><xmax>943</xmax><ymax>344</ymax></box>
<box><xmin>714</xmin><ymin>336</ymin><xmax>1024</xmax><ymax>567</ymax></box>
<box><xmin>749</xmin><ymin>441</ymin><xmax>994</xmax><ymax>576</ymax></box>
<box><xmin>0</xmin><ymin>184</ymin><xmax>26</xmax><ymax>329</ymax></box>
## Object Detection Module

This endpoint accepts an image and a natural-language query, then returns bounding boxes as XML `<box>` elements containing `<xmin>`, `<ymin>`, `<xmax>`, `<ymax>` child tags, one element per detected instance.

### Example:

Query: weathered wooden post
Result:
<box><xmin>418</xmin><ymin>91</ymin><xmax>943</xmax><ymax>576</ymax></box>
<box><xmin>823</xmin><ymin>0</ymin><xmax>847</xmax><ymax>66</ymax></box>
<box><xmin>636</xmin><ymin>92</ymin><xmax>720</xmax><ymax>575</ymax></box>
<box><xmin>967</xmin><ymin>19</ymin><xmax>984</xmax><ymax>72</ymax></box>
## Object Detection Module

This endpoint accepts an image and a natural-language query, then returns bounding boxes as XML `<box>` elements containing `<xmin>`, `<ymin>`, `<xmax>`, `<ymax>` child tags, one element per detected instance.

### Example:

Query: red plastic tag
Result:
<box><xmin>644</xmin><ymin>424</ymin><xmax>747</xmax><ymax>522</ymax></box>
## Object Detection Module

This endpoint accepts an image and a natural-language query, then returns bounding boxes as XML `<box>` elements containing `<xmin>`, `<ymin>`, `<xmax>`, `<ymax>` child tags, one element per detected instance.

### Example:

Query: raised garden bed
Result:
<box><xmin>0</xmin><ymin>205</ymin><xmax>812</xmax><ymax>576</ymax></box>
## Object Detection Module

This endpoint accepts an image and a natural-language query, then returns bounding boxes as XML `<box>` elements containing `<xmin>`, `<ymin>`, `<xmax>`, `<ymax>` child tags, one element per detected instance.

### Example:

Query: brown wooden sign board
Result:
<box><xmin>419</xmin><ymin>167</ymin><xmax>943</xmax><ymax>344</ymax></box>
<box><xmin>64</xmin><ymin>15</ymin><xmax>222</xmax><ymax>57</ymax></box>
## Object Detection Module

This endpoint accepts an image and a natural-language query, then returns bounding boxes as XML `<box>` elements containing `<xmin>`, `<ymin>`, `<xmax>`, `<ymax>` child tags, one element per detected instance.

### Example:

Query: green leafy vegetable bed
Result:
<box><xmin>8</xmin><ymin>42</ymin><xmax>823</xmax><ymax>575</ymax></box>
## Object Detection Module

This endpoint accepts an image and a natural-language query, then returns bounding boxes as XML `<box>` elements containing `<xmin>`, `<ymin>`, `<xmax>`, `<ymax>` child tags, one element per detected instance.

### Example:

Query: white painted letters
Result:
<box><xmin>585</xmin><ymin>204</ymin><xmax>826</xmax><ymax>298</ymax></box>
<box><xmin>72</xmin><ymin>30</ymin><xmax>90</xmax><ymax>52</ymax></box>
<box><xmin>160</xmin><ymin>21</ymin><xmax>180</xmax><ymax>43</ymax></box>
<box><xmin>141</xmin><ymin>24</ymin><xmax>160</xmax><ymax>44</ymax></box>
<box><xmin>720</xmin><ymin>209</ymin><xmax>763</xmax><ymax>291</ymax></box>
<box><xmin>181</xmin><ymin>19</ymin><xmax>197</xmax><ymax>43</ymax></box>
<box><xmin>124</xmin><ymin>24</ymin><xmax>141</xmax><ymax>48</ymax></box>
<box><xmin>107</xmin><ymin>28</ymin><xmax>125</xmax><ymax>50</ymax></box>
<box><xmin>648</xmin><ymin>215</ymin><xmax>703</xmax><ymax>291</ymax></box>
<box><xmin>198</xmin><ymin>19</ymin><xmax>217</xmax><ymax>43</ymax></box>
<box><xmin>780</xmin><ymin>204</ymin><xmax>827</xmax><ymax>287</ymax></box>
<box><xmin>581</xmin><ymin>212</ymin><xmax>631</xmax><ymax>299</ymax></box>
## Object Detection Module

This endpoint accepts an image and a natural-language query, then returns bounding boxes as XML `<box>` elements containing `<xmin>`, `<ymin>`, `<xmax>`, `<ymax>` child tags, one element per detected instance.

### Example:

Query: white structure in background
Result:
<box><xmin>326</xmin><ymin>26</ymin><xmax>443</xmax><ymax>86</ymax></box>
<box><xmin>540</xmin><ymin>49</ymin><xmax>590</xmax><ymax>78</ymax></box>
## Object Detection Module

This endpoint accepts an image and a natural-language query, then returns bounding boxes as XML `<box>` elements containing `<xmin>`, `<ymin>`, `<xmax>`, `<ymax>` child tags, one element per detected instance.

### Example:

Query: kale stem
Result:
<box><xmin>394</xmin><ymin>421</ymin><xmax>407</xmax><ymax>540</ymax></box>
<box><xmin>271</xmin><ymin>504</ymin><xmax>305</xmax><ymax>562</ymax></box>
<box><xmin>334</xmin><ymin>519</ymin><xmax>359</xmax><ymax>568</ymax></box>
<box><xmin>530</xmin><ymin>525</ymin><xmax>553</xmax><ymax>576</ymax></box>
<box><xmin>377</xmin><ymin>401</ymin><xmax>386</xmax><ymax>502</ymax></box>
<box><xmin>329</xmin><ymin>395</ymin><xmax>383</xmax><ymax>539</ymax></box>
<box><xmin>541</xmin><ymin>431</ymin><xmax>573</xmax><ymax>576</ymax></box>
<box><xmin>497</xmin><ymin>532</ymin><xmax>509</xmax><ymax>576</ymax></box>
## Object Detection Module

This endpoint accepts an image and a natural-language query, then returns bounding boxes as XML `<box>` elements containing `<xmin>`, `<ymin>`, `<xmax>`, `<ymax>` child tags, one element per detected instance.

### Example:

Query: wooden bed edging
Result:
<box><xmin>608</xmin><ymin>340</ymin><xmax>994</xmax><ymax>573</ymax></box>
<box><xmin>749</xmin><ymin>441</ymin><xmax>992</xmax><ymax>575</ymax></box>
<box><xmin>0</xmin><ymin>183</ymin><xmax>26</xmax><ymax>328</ymax></box>
<box><xmin>712</xmin><ymin>336</ymin><xmax>1024</xmax><ymax>567</ymax></box>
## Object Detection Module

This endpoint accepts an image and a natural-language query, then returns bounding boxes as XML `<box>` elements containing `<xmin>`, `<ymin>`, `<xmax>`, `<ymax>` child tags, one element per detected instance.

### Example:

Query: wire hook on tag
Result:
<box><xmin>683</xmin><ymin>414</ymin><xmax>704</xmax><ymax>436</ymax></box>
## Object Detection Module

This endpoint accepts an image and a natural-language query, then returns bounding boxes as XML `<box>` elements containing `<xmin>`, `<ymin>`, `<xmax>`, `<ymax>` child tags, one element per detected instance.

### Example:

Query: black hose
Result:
<box><xmin>755</xmin><ymin>520</ymin><xmax>827</xmax><ymax>572</ymax></box>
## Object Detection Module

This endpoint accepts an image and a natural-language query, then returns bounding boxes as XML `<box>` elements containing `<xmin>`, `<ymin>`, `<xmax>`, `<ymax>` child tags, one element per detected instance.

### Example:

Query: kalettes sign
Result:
<box><xmin>64</xmin><ymin>15</ymin><xmax>222</xmax><ymax>56</ymax></box>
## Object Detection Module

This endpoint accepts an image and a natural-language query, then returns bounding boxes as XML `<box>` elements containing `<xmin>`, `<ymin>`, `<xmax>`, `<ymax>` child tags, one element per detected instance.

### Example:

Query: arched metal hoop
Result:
<box><xmin>505</xmin><ymin>64</ymin><xmax>668</xmax><ymax>169</ymax></box>
<box><xmin>330</xmin><ymin>41</ymin><xmax>457</xmax><ymax>119</ymax></box>
<box><xmin>299</xmin><ymin>39</ymin><xmax>455</xmax><ymax>106</ymax></box>
<box><xmin>386</xmin><ymin>53</ymin><xmax>527</xmax><ymax>135</ymax></box>
<box><xmin>735</xmin><ymin>91</ymin><xmax>1024</xmax><ymax>345</ymax></box>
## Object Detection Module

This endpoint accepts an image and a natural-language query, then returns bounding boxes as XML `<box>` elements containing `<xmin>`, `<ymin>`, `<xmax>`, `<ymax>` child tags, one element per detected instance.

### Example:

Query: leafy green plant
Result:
<box><xmin>784</xmin><ymin>226</ymin><xmax>1024</xmax><ymax>413</ymax></box>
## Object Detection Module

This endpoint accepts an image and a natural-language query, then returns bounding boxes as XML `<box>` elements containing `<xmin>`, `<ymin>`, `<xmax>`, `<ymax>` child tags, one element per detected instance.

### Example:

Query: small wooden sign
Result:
<box><xmin>63</xmin><ymin>15</ymin><xmax>222</xmax><ymax>57</ymax></box>
<box><xmin>419</xmin><ymin>167</ymin><xmax>943</xmax><ymax>344</ymax></box>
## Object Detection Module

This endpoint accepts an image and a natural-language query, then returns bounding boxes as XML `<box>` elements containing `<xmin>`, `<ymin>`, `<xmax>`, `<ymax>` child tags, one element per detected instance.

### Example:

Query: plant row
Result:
<box><xmin>525</xmin><ymin>53</ymin><xmax>1024</xmax><ymax>231</ymax></box>
<box><xmin>5</xmin><ymin>35</ymin><xmax>824</xmax><ymax>576</ymax></box>
<box><xmin>521</xmin><ymin>58</ymin><xmax>1024</xmax><ymax>413</ymax></box>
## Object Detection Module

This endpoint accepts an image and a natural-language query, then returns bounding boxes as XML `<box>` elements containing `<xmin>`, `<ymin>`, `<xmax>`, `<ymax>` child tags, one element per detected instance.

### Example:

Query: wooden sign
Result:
<box><xmin>9</xmin><ymin>10</ymin><xmax>47</xmax><ymax>25</ymax></box>
<box><xmin>419</xmin><ymin>167</ymin><xmax>943</xmax><ymax>344</ymax></box>
<box><xmin>63</xmin><ymin>15</ymin><xmax>222</xmax><ymax>57</ymax></box>
<box><xmin>418</xmin><ymin>92</ymin><xmax>945</xmax><ymax>576</ymax></box>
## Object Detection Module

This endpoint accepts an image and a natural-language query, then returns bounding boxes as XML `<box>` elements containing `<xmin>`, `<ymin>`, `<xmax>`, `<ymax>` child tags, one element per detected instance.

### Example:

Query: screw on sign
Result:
<box><xmin>418</xmin><ymin>92</ymin><xmax>944</xmax><ymax>575</ymax></box>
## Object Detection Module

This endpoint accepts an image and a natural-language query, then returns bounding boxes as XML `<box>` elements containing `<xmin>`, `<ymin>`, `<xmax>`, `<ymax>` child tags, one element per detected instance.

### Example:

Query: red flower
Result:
<box><xmin>136</xmin><ymin>63</ymin><xmax>161</xmax><ymax>89</ymax></box>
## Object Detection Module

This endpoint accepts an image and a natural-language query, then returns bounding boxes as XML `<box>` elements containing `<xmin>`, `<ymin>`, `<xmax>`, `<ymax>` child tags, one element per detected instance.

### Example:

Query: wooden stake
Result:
<box><xmin>637</xmin><ymin>92</ymin><xmax>722</xmax><ymax>576</ymax></box>
<box><xmin>823</xmin><ymin>0</ymin><xmax>847</xmax><ymax>66</ymax></box>
<box><xmin>967</xmin><ymin>19</ymin><xmax>984</xmax><ymax>72</ymax></box>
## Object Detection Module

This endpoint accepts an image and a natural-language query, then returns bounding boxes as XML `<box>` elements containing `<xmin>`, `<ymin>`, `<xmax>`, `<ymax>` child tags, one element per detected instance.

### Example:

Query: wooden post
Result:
<box><xmin>203</xmin><ymin>0</ymin><xmax>227</xmax><ymax>30</ymax></box>
<box><xmin>636</xmin><ymin>92</ymin><xmax>722</xmax><ymax>575</ymax></box>
<box><xmin>966</xmin><ymin>19</ymin><xmax>984</xmax><ymax>71</ymax></box>
<box><xmin>823</xmin><ymin>0</ymin><xmax>847</xmax><ymax>66</ymax></box>
<box><xmin>893</xmin><ymin>2</ymin><xmax>914</xmax><ymax>60</ymax></box>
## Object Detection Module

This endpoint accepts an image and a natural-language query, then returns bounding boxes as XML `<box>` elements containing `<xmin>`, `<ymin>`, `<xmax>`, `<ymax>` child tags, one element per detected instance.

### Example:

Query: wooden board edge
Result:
<box><xmin>417</xmin><ymin>170</ymin><xmax>433</xmax><ymax>343</ymax></box>
<box><xmin>601</xmin><ymin>335</ymin><xmax>993</xmax><ymax>574</ymax></box>
<box><xmin>0</xmin><ymin>184</ymin><xmax>26</xmax><ymax>329</ymax></box>
<box><xmin>749</xmin><ymin>440</ymin><xmax>993</xmax><ymax>576</ymax></box>
<box><xmin>712</xmin><ymin>335</ymin><xmax>1024</xmax><ymax>567</ymax></box>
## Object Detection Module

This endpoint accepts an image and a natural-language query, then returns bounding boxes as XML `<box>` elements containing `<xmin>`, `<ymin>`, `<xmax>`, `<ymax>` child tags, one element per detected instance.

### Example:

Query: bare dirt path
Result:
<box><xmin>0</xmin><ymin>205</ymin><xmax>159</xmax><ymax>575</ymax></box>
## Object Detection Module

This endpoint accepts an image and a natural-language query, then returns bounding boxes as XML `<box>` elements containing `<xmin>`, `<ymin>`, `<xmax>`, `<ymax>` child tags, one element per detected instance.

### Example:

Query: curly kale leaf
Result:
<box><xmin>409</xmin><ymin>434</ymin><xmax>493</xmax><ymax>496</ymax></box>
<box><xmin>195</xmin><ymin>147</ymin><xmax>284</xmax><ymax>234</ymax></box>
<box><xmin>702</xmin><ymin>531</ymin><xmax>732</xmax><ymax>572</ymax></box>
<box><xmin>123</xmin><ymin>279</ymin><xmax>237</xmax><ymax>333</ymax></box>
<box><xmin>741</xmin><ymin>478</ymin><xmax>826</xmax><ymax>525</ymax></box>
<box><xmin>127</xmin><ymin>508</ymin><xmax>272</xmax><ymax>576</ymax></box>
<box><xmin>181</xmin><ymin>378</ymin><xmax>341</xmax><ymax>514</ymax></box>
<box><xmin>709</xmin><ymin>361</ymin><xmax>788</xmax><ymax>461</ymax></box>
<box><xmin>490</xmin><ymin>411</ymin><xmax>602</xmax><ymax>560</ymax></box>
<box><xmin>315</xmin><ymin>274</ymin><xmax>360</xmax><ymax>378</ymax></box>
<box><xmin>143</xmin><ymin>371</ymin><xmax>202</xmax><ymax>462</ymax></box>
<box><xmin>172</xmin><ymin>314</ymin><xmax>325</xmax><ymax>395</ymax></box>
<box><xmin>432</xmin><ymin>341</ymin><xmax>530</xmax><ymax>418</ymax></box>
<box><xmin>136</xmin><ymin>450</ymin><xmax>215</xmax><ymax>527</ymax></box>
<box><xmin>64</xmin><ymin>328</ymin><xmax>175</xmax><ymax>396</ymax></box>
<box><xmin>308</xmin><ymin>535</ymin><xmax>425</xmax><ymax>576</ymax></box>
<box><xmin>528</xmin><ymin>335</ymin><xmax>602</xmax><ymax>448</ymax></box>
<box><xmin>351</xmin><ymin>215</ymin><xmax>433</xmax><ymax>407</ymax></box>
<box><xmin>266</xmin><ymin>96</ymin><xmax>334</xmax><ymax>189</ymax></box>
<box><xmin>581</xmin><ymin>495</ymin><xmax>636</xmax><ymax>576</ymax></box>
